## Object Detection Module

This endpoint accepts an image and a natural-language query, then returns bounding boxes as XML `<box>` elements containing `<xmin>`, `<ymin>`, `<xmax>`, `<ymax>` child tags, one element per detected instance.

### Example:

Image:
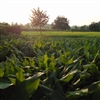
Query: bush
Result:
<box><xmin>0</xmin><ymin>25</ymin><xmax>22</xmax><ymax>35</ymax></box>
<box><xmin>0</xmin><ymin>28</ymin><xmax>6</xmax><ymax>35</ymax></box>
<box><xmin>6</xmin><ymin>26</ymin><xmax>22</xmax><ymax>34</ymax></box>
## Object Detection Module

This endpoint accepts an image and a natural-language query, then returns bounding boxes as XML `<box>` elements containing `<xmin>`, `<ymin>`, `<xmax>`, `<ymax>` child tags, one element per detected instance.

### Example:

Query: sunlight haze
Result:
<box><xmin>0</xmin><ymin>0</ymin><xmax>100</xmax><ymax>26</ymax></box>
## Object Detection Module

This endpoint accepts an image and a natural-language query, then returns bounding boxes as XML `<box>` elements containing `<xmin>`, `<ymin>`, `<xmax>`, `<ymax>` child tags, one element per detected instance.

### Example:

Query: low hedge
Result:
<box><xmin>0</xmin><ymin>26</ymin><xmax>21</xmax><ymax>35</ymax></box>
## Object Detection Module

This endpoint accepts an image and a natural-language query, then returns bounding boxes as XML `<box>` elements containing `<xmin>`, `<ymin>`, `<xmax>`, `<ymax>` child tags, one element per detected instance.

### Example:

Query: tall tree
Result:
<box><xmin>30</xmin><ymin>7</ymin><xmax>49</xmax><ymax>34</ymax></box>
<box><xmin>51</xmin><ymin>16</ymin><xmax>70</xmax><ymax>31</ymax></box>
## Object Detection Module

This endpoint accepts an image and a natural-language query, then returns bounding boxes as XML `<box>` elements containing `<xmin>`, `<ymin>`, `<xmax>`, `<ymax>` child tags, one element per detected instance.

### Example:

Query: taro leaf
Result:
<box><xmin>40</xmin><ymin>84</ymin><xmax>65</xmax><ymax>100</ymax></box>
<box><xmin>0</xmin><ymin>68</ymin><xmax>4</xmax><ymax>77</ymax></box>
<box><xmin>88</xmin><ymin>81</ymin><xmax>100</xmax><ymax>100</ymax></box>
<box><xmin>0</xmin><ymin>78</ymin><xmax>13</xmax><ymax>89</ymax></box>
<box><xmin>29</xmin><ymin>57</ymin><xmax>35</xmax><ymax>66</ymax></box>
<box><xmin>10</xmin><ymin>72</ymin><xmax>44</xmax><ymax>100</ymax></box>
<box><xmin>9</xmin><ymin>77</ymin><xmax>16</xmax><ymax>85</ymax></box>
<box><xmin>16</xmin><ymin>69</ymin><xmax>25</xmax><ymax>83</ymax></box>
<box><xmin>66</xmin><ymin>88</ymin><xmax>89</xmax><ymax>99</ymax></box>
<box><xmin>83</xmin><ymin>63</ymin><xmax>98</xmax><ymax>74</ymax></box>
<box><xmin>0</xmin><ymin>48</ymin><xmax>10</xmax><ymax>62</ymax></box>
<box><xmin>60</xmin><ymin>70</ymin><xmax>79</xmax><ymax>82</ymax></box>
<box><xmin>67</xmin><ymin>81</ymin><xmax>100</xmax><ymax>100</ymax></box>
<box><xmin>73</xmin><ymin>72</ymin><xmax>90</xmax><ymax>86</ymax></box>
<box><xmin>23</xmin><ymin>58</ymin><xmax>30</xmax><ymax>66</ymax></box>
<box><xmin>49</xmin><ymin>60</ymin><xmax>56</xmax><ymax>73</ymax></box>
<box><xmin>50</xmin><ymin>76</ymin><xmax>65</xmax><ymax>100</ymax></box>
<box><xmin>41</xmin><ymin>73</ymin><xmax>66</xmax><ymax>100</ymax></box>
<box><xmin>67</xmin><ymin>58</ymin><xmax>73</xmax><ymax>65</ymax></box>
<box><xmin>92</xmin><ymin>50</ymin><xmax>100</xmax><ymax>63</ymax></box>
<box><xmin>60</xmin><ymin>55</ymin><xmax>67</xmax><ymax>65</ymax></box>
<box><xmin>43</xmin><ymin>53</ymin><xmax>49</xmax><ymax>67</ymax></box>
<box><xmin>50</xmin><ymin>90</ymin><xmax>66</xmax><ymax>100</ymax></box>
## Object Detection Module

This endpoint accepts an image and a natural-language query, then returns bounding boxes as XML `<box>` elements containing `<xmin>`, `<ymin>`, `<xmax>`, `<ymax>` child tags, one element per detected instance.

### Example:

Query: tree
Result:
<box><xmin>30</xmin><ymin>7</ymin><xmax>49</xmax><ymax>34</ymax></box>
<box><xmin>80</xmin><ymin>25</ymin><xmax>89</xmax><ymax>31</ymax></box>
<box><xmin>0</xmin><ymin>22</ymin><xmax>9</xmax><ymax>35</ymax></box>
<box><xmin>51</xmin><ymin>16</ymin><xmax>70</xmax><ymax>31</ymax></box>
<box><xmin>89</xmin><ymin>22</ymin><xmax>100</xmax><ymax>31</ymax></box>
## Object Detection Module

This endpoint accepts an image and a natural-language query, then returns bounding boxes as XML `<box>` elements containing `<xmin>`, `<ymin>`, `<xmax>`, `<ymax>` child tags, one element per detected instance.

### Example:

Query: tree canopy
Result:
<box><xmin>89</xmin><ymin>22</ymin><xmax>100</xmax><ymax>31</ymax></box>
<box><xmin>30</xmin><ymin>7</ymin><xmax>49</xmax><ymax>33</ymax></box>
<box><xmin>51</xmin><ymin>16</ymin><xmax>70</xmax><ymax>31</ymax></box>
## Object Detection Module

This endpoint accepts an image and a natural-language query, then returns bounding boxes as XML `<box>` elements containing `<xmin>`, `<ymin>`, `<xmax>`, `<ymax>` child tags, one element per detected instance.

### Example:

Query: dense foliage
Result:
<box><xmin>0</xmin><ymin>22</ymin><xmax>21</xmax><ymax>35</ymax></box>
<box><xmin>51</xmin><ymin>16</ymin><xmax>70</xmax><ymax>31</ymax></box>
<box><xmin>71</xmin><ymin>21</ymin><xmax>100</xmax><ymax>32</ymax></box>
<box><xmin>0</xmin><ymin>34</ymin><xmax>100</xmax><ymax>100</ymax></box>
<box><xmin>30</xmin><ymin>7</ymin><xmax>49</xmax><ymax>33</ymax></box>
<box><xmin>89</xmin><ymin>22</ymin><xmax>100</xmax><ymax>32</ymax></box>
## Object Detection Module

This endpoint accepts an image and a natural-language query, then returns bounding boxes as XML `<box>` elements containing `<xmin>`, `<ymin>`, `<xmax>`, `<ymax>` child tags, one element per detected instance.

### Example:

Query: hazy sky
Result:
<box><xmin>0</xmin><ymin>0</ymin><xmax>100</xmax><ymax>26</ymax></box>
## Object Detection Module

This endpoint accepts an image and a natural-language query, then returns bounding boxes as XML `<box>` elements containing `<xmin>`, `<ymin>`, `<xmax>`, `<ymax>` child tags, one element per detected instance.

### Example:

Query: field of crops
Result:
<box><xmin>22</xmin><ymin>31</ymin><xmax>100</xmax><ymax>37</ymax></box>
<box><xmin>0</xmin><ymin>32</ymin><xmax>100</xmax><ymax>100</ymax></box>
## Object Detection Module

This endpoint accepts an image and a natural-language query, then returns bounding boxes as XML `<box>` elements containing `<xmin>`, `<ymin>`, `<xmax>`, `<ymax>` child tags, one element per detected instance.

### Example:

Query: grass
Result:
<box><xmin>22</xmin><ymin>31</ymin><xmax>100</xmax><ymax>37</ymax></box>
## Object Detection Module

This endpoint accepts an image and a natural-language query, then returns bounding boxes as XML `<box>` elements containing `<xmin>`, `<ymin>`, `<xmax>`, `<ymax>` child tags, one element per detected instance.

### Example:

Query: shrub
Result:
<box><xmin>6</xmin><ymin>25</ymin><xmax>22</xmax><ymax>34</ymax></box>
<box><xmin>0</xmin><ymin>25</ymin><xmax>22</xmax><ymax>35</ymax></box>
<box><xmin>0</xmin><ymin>28</ymin><xmax>6</xmax><ymax>35</ymax></box>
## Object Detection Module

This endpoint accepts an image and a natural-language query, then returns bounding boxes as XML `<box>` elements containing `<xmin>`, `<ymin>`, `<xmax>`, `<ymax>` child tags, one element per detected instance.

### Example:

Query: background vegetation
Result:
<box><xmin>0</xmin><ymin>32</ymin><xmax>100</xmax><ymax>100</ymax></box>
<box><xmin>0</xmin><ymin>7</ymin><xmax>100</xmax><ymax>100</ymax></box>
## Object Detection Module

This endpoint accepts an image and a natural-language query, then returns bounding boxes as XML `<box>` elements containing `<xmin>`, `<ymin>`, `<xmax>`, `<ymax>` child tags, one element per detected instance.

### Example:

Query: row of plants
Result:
<box><xmin>0</xmin><ymin>35</ymin><xmax>100</xmax><ymax>100</ymax></box>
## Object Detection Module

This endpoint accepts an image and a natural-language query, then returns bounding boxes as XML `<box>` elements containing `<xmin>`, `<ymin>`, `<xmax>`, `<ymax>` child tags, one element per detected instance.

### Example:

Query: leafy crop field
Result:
<box><xmin>0</xmin><ymin>32</ymin><xmax>100</xmax><ymax>100</ymax></box>
<box><xmin>22</xmin><ymin>31</ymin><xmax>100</xmax><ymax>37</ymax></box>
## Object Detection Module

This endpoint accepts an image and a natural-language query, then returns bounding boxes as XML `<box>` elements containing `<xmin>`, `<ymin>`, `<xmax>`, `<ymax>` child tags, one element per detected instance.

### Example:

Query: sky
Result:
<box><xmin>0</xmin><ymin>0</ymin><xmax>100</xmax><ymax>26</ymax></box>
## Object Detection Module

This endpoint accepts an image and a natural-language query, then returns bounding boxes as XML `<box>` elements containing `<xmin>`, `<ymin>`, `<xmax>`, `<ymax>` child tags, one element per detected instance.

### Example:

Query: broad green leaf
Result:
<box><xmin>11</xmin><ymin>72</ymin><xmax>44</xmax><ymax>100</ymax></box>
<box><xmin>0</xmin><ymin>78</ymin><xmax>13</xmax><ymax>89</ymax></box>
<box><xmin>23</xmin><ymin>58</ymin><xmax>30</xmax><ymax>66</ymax></box>
<box><xmin>0</xmin><ymin>68</ymin><xmax>4</xmax><ymax>77</ymax></box>
<box><xmin>60</xmin><ymin>70</ymin><xmax>79</xmax><ymax>82</ymax></box>
<box><xmin>43</xmin><ymin>53</ymin><xmax>49</xmax><ymax>67</ymax></box>
<box><xmin>60</xmin><ymin>54</ymin><xmax>66</xmax><ymax>65</ymax></box>
<box><xmin>9</xmin><ymin>77</ymin><xmax>16</xmax><ymax>85</ymax></box>
<box><xmin>88</xmin><ymin>81</ymin><xmax>100</xmax><ymax>92</ymax></box>
<box><xmin>16</xmin><ymin>70</ymin><xmax>25</xmax><ymax>83</ymax></box>
<box><xmin>66</xmin><ymin>88</ymin><xmax>88</xmax><ymax>99</ymax></box>
<box><xmin>40</xmin><ymin>85</ymin><xmax>65</xmax><ymax>100</ymax></box>
<box><xmin>83</xmin><ymin>63</ymin><xmax>98</xmax><ymax>74</ymax></box>
<box><xmin>49</xmin><ymin>60</ymin><xmax>56</xmax><ymax>73</ymax></box>
<box><xmin>67</xmin><ymin>58</ymin><xmax>73</xmax><ymax>65</ymax></box>
<box><xmin>93</xmin><ymin>87</ymin><xmax>100</xmax><ymax>100</ymax></box>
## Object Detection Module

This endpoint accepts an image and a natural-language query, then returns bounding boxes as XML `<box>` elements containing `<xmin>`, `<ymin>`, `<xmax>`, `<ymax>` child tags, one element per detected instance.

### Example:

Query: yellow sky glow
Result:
<box><xmin>0</xmin><ymin>0</ymin><xmax>100</xmax><ymax>26</ymax></box>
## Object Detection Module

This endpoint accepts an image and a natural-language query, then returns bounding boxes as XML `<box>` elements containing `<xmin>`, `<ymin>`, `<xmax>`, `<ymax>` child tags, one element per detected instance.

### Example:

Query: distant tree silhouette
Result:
<box><xmin>30</xmin><ymin>7</ymin><xmax>49</xmax><ymax>34</ymax></box>
<box><xmin>51</xmin><ymin>16</ymin><xmax>70</xmax><ymax>31</ymax></box>
<box><xmin>89</xmin><ymin>22</ymin><xmax>100</xmax><ymax>31</ymax></box>
<box><xmin>0</xmin><ymin>22</ymin><xmax>9</xmax><ymax>35</ymax></box>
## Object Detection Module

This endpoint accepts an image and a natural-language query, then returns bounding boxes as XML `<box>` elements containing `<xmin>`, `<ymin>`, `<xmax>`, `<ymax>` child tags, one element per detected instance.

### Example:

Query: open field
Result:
<box><xmin>22</xmin><ymin>31</ymin><xmax>100</xmax><ymax>37</ymax></box>
<box><xmin>0</xmin><ymin>32</ymin><xmax>100</xmax><ymax>100</ymax></box>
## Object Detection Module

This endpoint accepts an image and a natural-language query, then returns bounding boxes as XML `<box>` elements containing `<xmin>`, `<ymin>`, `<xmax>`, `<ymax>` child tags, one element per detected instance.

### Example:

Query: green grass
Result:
<box><xmin>22</xmin><ymin>31</ymin><xmax>100</xmax><ymax>37</ymax></box>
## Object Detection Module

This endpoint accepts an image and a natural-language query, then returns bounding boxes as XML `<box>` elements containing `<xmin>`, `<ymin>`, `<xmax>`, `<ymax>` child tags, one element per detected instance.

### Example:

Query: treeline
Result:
<box><xmin>20</xmin><ymin>21</ymin><xmax>100</xmax><ymax>32</ymax></box>
<box><xmin>20</xmin><ymin>23</ymin><xmax>51</xmax><ymax>31</ymax></box>
<box><xmin>21</xmin><ymin>21</ymin><xmax>100</xmax><ymax>32</ymax></box>
<box><xmin>71</xmin><ymin>22</ymin><xmax>100</xmax><ymax>32</ymax></box>
<box><xmin>0</xmin><ymin>22</ymin><xmax>21</xmax><ymax>35</ymax></box>
<box><xmin>0</xmin><ymin>21</ymin><xmax>100</xmax><ymax>35</ymax></box>
<box><xmin>51</xmin><ymin>16</ymin><xmax>100</xmax><ymax>32</ymax></box>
